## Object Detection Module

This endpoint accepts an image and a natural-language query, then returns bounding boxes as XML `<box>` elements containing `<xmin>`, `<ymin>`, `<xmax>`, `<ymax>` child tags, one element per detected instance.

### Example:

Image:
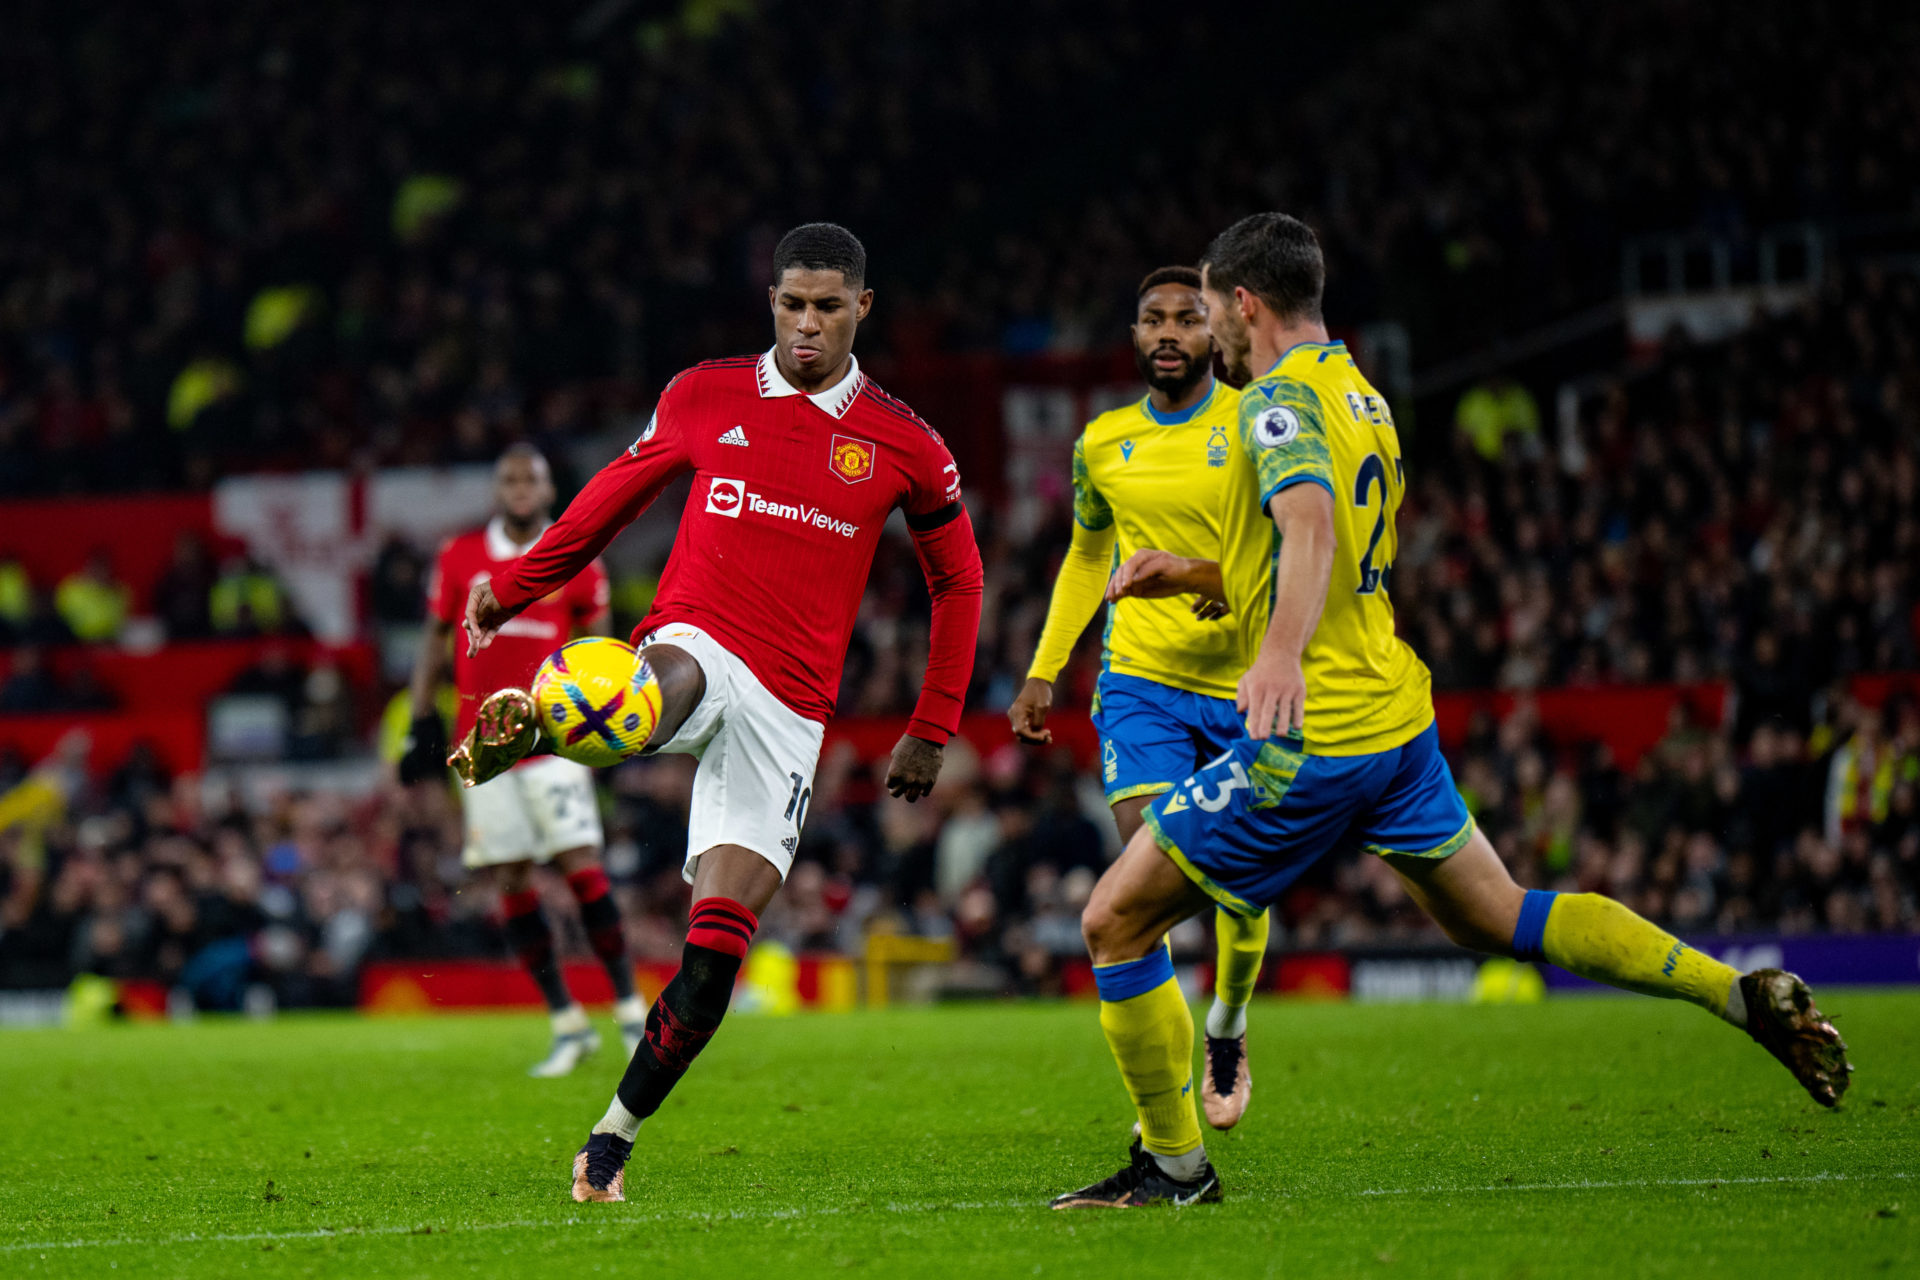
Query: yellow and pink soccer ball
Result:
<box><xmin>531</xmin><ymin>637</ymin><xmax>662</xmax><ymax>767</ymax></box>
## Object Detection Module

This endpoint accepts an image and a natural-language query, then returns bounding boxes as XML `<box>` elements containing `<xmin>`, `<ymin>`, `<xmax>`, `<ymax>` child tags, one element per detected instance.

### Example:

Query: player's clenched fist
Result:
<box><xmin>1008</xmin><ymin>676</ymin><xmax>1054</xmax><ymax>745</ymax></box>
<box><xmin>463</xmin><ymin>578</ymin><xmax>511</xmax><ymax>656</ymax></box>
<box><xmin>1236</xmin><ymin>650</ymin><xmax>1307</xmax><ymax>741</ymax></box>
<box><xmin>885</xmin><ymin>733</ymin><xmax>944</xmax><ymax>802</ymax></box>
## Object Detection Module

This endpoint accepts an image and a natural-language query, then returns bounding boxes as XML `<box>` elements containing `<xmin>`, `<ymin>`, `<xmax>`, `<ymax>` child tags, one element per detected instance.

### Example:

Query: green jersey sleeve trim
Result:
<box><xmin>1070</xmin><ymin>434</ymin><xmax>1114</xmax><ymax>532</ymax></box>
<box><xmin>1240</xmin><ymin>377</ymin><xmax>1333</xmax><ymax>504</ymax></box>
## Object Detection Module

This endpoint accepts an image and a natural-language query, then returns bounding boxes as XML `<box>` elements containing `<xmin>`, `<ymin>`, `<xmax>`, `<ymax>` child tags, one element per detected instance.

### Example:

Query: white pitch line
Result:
<box><xmin>4</xmin><ymin>1173</ymin><xmax>1909</xmax><ymax>1255</ymax></box>
<box><xmin>0</xmin><ymin>1198</ymin><xmax>1036</xmax><ymax>1255</ymax></box>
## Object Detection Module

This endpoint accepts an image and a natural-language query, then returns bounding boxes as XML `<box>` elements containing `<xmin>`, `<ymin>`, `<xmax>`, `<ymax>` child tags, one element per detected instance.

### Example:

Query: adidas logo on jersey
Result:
<box><xmin>718</xmin><ymin>425</ymin><xmax>750</xmax><ymax>446</ymax></box>
<box><xmin>781</xmin><ymin>835</ymin><xmax>798</xmax><ymax>854</ymax></box>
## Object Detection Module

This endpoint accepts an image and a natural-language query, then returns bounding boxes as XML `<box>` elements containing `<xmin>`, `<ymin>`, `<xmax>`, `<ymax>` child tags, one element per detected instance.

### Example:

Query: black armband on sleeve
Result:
<box><xmin>904</xmin><ymin>501</ymin><xmax>963</xmax><ymax>532</ymax></box>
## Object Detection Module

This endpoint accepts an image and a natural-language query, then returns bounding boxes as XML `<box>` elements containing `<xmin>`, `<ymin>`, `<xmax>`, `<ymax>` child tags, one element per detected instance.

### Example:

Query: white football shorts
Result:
<box><xmin>640</xmin><ymin>621</ymin><xmax>826</xmax><ymax>883</ymax></box>
<box><xmin>460</xmin><ymin>754</ymin><xmax>603</xmax><ymax>869</ymax></box>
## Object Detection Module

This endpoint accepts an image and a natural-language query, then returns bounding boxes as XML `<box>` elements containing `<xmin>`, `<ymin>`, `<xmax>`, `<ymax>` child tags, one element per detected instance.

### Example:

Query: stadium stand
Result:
<box><xmin>3</xmin><ymin>0</ymin><xmax>1918</xmax><ymax>1005</ymax></box>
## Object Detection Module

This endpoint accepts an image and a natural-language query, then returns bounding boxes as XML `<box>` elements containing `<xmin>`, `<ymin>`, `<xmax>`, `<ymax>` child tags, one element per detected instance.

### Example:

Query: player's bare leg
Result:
<box><xmin>1386</xmin><ymin>828</ymin><xmax>1852</xmax><ymax>1106</ymax></box>
<box><xmin>552</xmin><ymin>844</ymin><xmax>650</xmax><ymax>1055</ymax></box>
<box><xmin>573</xmin><ymin>844</ymin><xmax>780</xmax><ymax>1203</ymax></box>
<box><xmin>490</xmin><ymin>858</ymin><xmax>600</xmax><ymax>1077</ymax></box>
<box><xmin>1054</xmin><ymin>826</ymin><xmax>1224</xmax><ymax>1209</ymax></box>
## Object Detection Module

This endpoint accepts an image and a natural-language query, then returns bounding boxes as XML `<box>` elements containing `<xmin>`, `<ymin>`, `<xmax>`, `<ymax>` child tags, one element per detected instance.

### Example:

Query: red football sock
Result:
<box><xmin>685</xmin><ymin>896</ymin><xmax>759</xmax><ymax>960</ymax></box>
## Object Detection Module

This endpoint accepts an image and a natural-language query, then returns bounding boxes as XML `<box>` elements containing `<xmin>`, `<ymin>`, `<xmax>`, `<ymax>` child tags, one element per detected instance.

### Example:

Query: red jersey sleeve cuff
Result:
<box><xmin>490</xmin><ymin>573</ymin><xmax>534</xmax><ymax>612</ymax></box>
<box><xmin>907</xmin><ymin>686</ymin><xmax>964</xmax><ymax>743</ymax></box>
<box><xmin>906</xmin><ymin>715</ymin><xmax>955</xmax><ymax>745</ymax></box>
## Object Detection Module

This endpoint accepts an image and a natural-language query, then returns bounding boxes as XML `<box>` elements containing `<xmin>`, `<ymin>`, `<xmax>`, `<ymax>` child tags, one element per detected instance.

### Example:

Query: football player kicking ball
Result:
<box><xmin>450</xmin><ymin>223</ymin><xmax>984</xmax><ymax>1204</ymax></box>
<box><xmin>401</xmin><ymin>445</ymin><xmax>646</xmax><ymax>1077</ymax></box>
<box><xmin>1052</xmin><ymin>213</ymin><xmax>1852</xmax><ymax>1210</ymax></box>
<box><xmin>1010</xmin><ymin>266</ymin><xmax>1269</xmax><ymax>1130</ymax></box>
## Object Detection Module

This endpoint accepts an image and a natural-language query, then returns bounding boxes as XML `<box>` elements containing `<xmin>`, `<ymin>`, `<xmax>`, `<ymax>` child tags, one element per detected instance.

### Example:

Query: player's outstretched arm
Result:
<box><xmin>1107</xmin><ymin>548</ymin><xmax>1225</xmax><ymax>603</ymax></box>
<box><xmin>1237</xmin><ymin>484</ymin><xmax>1334</xmax><ymax>739</ymax></box>
<box><xmin>488</xmin><ymin>404</ymin><xmax>692</xmax><ymax>631</ymax></box>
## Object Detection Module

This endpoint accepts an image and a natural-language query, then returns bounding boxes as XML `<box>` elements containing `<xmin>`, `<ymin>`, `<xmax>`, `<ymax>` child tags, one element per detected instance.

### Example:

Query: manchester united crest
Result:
<box><xmin>829</xmin><ymin>433</ymin><xmax>875</xmax><ymax>483</ymax></box>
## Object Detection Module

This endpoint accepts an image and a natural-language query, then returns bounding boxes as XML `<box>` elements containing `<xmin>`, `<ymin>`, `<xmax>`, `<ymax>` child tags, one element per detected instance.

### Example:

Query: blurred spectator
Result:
<box><xmin>1454</xmin><ymin>376</ymin><xmax>1542</xmax><ymax>461</ymax></box>
<box><xmin>210</xmin><ymin>556</ymin><xmax>296</xmax><ymax>637</ymax></box>
<box><xmin>0</xmin><ymin>556</ymin><xmax>29</xmax><ymax>640</ymax></box>
<box><xmin>153</xmin><ymin>533</ymin><xmax>219</xmax><ymax>640</ymax></box>
<box><xmin>369</xmin><ymin>536</ymin><xmax>429</xmax><ymax>626</ymax></box>
<box><xmin>0</xmin><ymin>648</ymin><xmax>61</xmax><ymax>713</ymax></box>
<box><xmin>54</xmin><ymin>550</ymin><xmax>130</xmax><ymax>643</ymax></box>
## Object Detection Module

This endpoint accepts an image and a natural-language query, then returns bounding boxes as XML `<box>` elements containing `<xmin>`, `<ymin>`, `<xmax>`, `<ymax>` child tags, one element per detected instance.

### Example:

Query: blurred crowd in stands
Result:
<box><xmin>6</xmin><ymin>253</ymin><xmax>1920</xmax><ymax>1007</ymax></box>
<box><xmin>5</xmin><ymin>0</ymin><xmax>1920</xmax><ymax>1003</ymax></box>
<box><xmin>3</xmin><ymin>670</ymin><xmax>1916</xmax><ymax>1006</ymax></box>
<box><xmin>0</xmin><ymin>0</ymin><xmax>1912</xmax><ymax>493</ymax></box>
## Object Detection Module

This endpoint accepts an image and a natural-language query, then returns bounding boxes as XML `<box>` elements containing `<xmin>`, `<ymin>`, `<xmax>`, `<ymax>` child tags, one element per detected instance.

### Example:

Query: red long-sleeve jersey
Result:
<box><xmin>491</xmin><ymin>350</ymin><xmax>984</xmax><ymax>742</ymax></box>
<box><xmin>429</xmin><ymin>519</ymin><xmax>607</xmax><ymax>739</ymax></box>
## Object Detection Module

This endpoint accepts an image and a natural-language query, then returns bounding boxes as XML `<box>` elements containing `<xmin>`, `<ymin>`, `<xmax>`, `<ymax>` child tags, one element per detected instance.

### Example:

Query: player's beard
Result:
<box><xmin>1134</xmin><ymin>342</ymin><xmax>1210</xmax><ymax>400</ymax></box>
<box><xmin>1212</xmin><ymin>317</ymin><xmax>1253</xmax><ymax>385</ymax></box>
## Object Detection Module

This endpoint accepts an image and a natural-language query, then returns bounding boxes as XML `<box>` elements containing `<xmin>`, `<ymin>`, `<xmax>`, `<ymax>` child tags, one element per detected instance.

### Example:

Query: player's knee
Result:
<box><xmin>1080</xmin><ymin>896</ymin><xmax>1116</xmax><ymax>962</ymax></box>
<box><xmin>1080</xmin><ymin>897</ymin><xmax>1146</xmax><ymax>966</ymax></box>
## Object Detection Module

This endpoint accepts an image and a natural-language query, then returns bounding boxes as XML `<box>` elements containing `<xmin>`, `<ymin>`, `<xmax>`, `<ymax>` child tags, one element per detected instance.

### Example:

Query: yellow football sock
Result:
<box><xmin>1213</xmin><ymin>907</ymin><xmax>1269</xmax><ymax>1010</ymax></box>
<box><xmin>1094</xmin><ymin>949</ymin><xmax>1203</xmax><ymax>1157</ymax></box>
<box><xmin>1527</xmin><ymin>891</ymin><xmax>1737</xmax><ymax>1016</ymax></box>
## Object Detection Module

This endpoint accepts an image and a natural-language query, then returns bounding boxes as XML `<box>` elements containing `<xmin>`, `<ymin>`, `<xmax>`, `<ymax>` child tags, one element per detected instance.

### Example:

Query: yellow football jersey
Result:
<box><xmin>1028</xmin><ymin>378</ymin><xmax>1242</xmax><ymax>700</ymax></box>
<box><xmin>1220</xmin><ymin>340</ymin><xmax>1433</xmax><ymax>755</ymax></box>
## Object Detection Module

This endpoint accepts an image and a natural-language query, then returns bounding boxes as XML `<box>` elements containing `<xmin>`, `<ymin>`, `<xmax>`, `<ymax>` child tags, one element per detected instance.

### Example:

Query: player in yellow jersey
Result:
<box><xmin>1051</xmin><ymin>213</ymin><xmax>1852</xmax><ymax>1210</ymax></box>
<box><xmin>1010</xmin><ymin>266</ymin><xmax>1268</xmax><ymax>1130</ymax></box>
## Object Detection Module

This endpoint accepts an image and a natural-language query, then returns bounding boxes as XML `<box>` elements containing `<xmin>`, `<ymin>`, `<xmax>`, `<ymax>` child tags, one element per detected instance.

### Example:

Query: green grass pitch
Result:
<box><xmin>3</xmin><ymin>992</ymin><xmax>1915</xmax><ymax>1279</ymax></box>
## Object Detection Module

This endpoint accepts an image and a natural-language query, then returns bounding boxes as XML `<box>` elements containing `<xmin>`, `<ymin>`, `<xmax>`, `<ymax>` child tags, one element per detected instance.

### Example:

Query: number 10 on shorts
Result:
<box><xmin>784</xmin><ymin>772</ymin><xmax>812</xmax><ymax>829</ymax></box>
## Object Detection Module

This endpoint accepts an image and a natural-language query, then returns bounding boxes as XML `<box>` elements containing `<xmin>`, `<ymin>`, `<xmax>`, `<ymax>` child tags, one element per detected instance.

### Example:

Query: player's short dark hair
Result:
<box><xmin>1200</xmin><ymin>213</ymin><xmax>1324</xmax><ymax>323</ymax></box>
<box><xmin>772</xmin><ymin>222</ymin><xmax>867</xmax><ymax>289</ymax></box>
<box><xmin>1138</xmin><ymin>265</ymin><xmax>1202</xmax><ymax>296</ymax></box>
<box><xmin>496</xmin><ymin>442</ymin><xmax>548</xmax><ymax>471</ymax></box>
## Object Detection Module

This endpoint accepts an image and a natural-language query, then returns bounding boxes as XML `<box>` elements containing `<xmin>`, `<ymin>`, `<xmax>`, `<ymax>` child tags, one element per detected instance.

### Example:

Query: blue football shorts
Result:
<box><xmin>1142</xmin><ymin>719</ymin><xmax>1473</xmax><ymax>917</ymax></box>
<box><xmin>1090</xmin><ymin>670</ymin><xmax>1245</xmax><ymax>805</ymax></box>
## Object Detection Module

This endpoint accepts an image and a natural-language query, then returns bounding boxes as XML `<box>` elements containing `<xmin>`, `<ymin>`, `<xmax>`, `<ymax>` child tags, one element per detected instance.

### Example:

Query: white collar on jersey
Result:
<box><xmin>485</xmin><ymin>516</ymin><xmax>548</xmax><ymax>561</ymax></box>
<box><xmin>755</xmin><ymin>348</ymin><xmax>864</xmax><ymax>419</ymax></box>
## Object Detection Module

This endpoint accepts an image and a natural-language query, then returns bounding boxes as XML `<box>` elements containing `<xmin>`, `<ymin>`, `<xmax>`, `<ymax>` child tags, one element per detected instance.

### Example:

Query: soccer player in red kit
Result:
<box><xmin>399</xmin><ymin>445</ymin><xmax>647</xmax><ymax>1077</ymax></box>
<box><xmin>450</xmin><ymin>224</ymin><xmax>984</xmax><ymax>1203</ymax></box>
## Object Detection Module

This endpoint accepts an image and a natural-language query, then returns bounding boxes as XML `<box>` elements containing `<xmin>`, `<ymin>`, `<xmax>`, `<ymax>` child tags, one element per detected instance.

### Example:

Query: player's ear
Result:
<box><xmin>855</xmin><ymin>288</ymin><xmax>874</xmax><ymax>322</ymax></box>
<box><xmin>1235</xmin><ymin>285</ymin><xmax>1257</xmax><ymax>322</ymax></box>
<box><xmin>767</xmin><ymin>285</ymin><xmax>778</xmax><ymax>312</ymax></box>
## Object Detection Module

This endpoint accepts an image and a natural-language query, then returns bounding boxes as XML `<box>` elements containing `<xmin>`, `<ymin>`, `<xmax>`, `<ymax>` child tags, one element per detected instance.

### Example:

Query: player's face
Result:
<box><xmin>1130</xmin><ymin>284</ymin><xmax>1213</xmax><ymax>397</ymax></box>
<box><xmin>1201</xmin><ymin>267</ymin><xmax>1253</xmax><ymax>385</ymax></box>
<box><xmin>769</xmin><ymin>268</ymin><xmax>873</xmax><ymax>389</ymax></box>
<box><xmin>494</xmin><ymin>454</ymin><xmax>554</xmax><ymax>524</ymax></box>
